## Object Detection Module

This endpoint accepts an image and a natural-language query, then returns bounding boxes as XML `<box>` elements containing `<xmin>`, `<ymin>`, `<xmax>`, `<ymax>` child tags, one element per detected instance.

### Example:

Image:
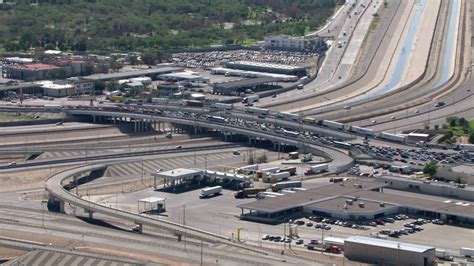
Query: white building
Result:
<box><xmin>67</xmin><ymin>77</ymin><xmax>94</xmax><ymax>94</ymax></box>
<box><xmin>263</xmin><ymin>35</ymin><xmax>323</xmax><ymax>51</ymax></box>
<box><xmin>264</xmin><ymin>35</ymin><xmax>305</xmax><ymax>50</ymax></box>
<box><xmin>37</xmin><ymin>81</ymin><xmax>75</xmax><ymax>97</ymax></box>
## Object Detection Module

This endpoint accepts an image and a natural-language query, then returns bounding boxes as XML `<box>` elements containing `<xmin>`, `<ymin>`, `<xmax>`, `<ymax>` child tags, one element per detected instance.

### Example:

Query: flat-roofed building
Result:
<box><xmin>263</xmin><ymin>34</ymin><xmax>324</xmax><ymax>52</ymax></box>
<box><xmin>344</xmin><ymin>236</ymin><xmax>435</xmax><ymax>266</ymax></box>
<box><xmin>237</xmin><ymin>178</ymin><xmax>474</xmax><ymax>224</ymax></box>
<box><xmin>213</xmin><ymin>77</ymin><xmax>279</xmax><ymax>96</ymax></box>
<box><xmin>225</xmin><ymin>61</ymin><xmax>307</xmax><ymax>77</ymax></box>
<box><xmin>37</xmin><ymin>80</ymin><xmax>75</xmax><ymax>97</ymax></box>
<box><xmin>3</xmin><ymin>63</ymin><xmax>61</xmax><ymax>80</ymax></box>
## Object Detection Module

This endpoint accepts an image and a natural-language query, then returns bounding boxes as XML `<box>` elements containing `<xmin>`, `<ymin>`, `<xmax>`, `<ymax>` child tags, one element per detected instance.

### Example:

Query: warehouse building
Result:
<box><xmin>158</xmin><ymin>72</ymin><xmax>209</xmax><ymax>83</ymax></box>
<box><xmin>213</xmin><ymin>77</ymin><xmax>280</xmax><ymax>96</ymax></box>
<box><xmin>83</xmin><ymin>67</ymin><xmax>183</xmax><ymax>82</ymax></box>
<box><xmin>2</xmin><ymin>63</ymin><xmax>61</xmax><ymax>80</ymax></box>
<box><xmin>344</xmin><ymin>236</ymin><xmax>435</xmax><ymax>266</ymax></box>
<box><xmin>237</xmin><ymin>178</ymin><xmax>474</xmax><ymax>224</ymax></box>
<box><xmin>225</xmin><ymin>61</ymin><xmax>307</xmax><ymax>77</ymax></box>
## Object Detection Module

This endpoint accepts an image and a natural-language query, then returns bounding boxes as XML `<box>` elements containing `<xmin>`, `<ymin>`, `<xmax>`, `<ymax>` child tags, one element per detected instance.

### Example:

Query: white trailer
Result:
<box><xmin>151</xmin><ymin>98</ymin><xmax>169</xmax><ymax>104</ymax></box>
<box><xmin>237</xmin><ymin>165</ymin><xmax>258</xmax><ymax>174</ymax></box>
<box><xmin>276</xmin><ymin>112</ymin><xmax>301</xmax><ymax>121</ymax></box>
<box><xmin>460</xmin><ymin>247</ymin><xmax>474</xmax><ymax>257</ymax></box>
<box><xmin>260</xmin><ymin>167</ymin><xmax>280</xmax><ymax>174</ymax></box>
<box><xmin>199</xmin><ymin>186</ymin><xmax>222</xmax><ymax>198</ymax></box>
<box><xmin>44</xmin><ymin>104</ymin><xmax>63</xmax><ymax>110</ymax></box>
<box><xmin>264</xmin><ymin>172</ymin><xmax>290</xmax><ymax>183</ymax></box>
<box><xmin>282</xmin><ymin>129</ymin><xmax>299</xmax><ymax>138</ymax></box>
<box><xmin>245</xmin><ymin>107</ymin><xmax>269</xmax><ymax>115</ymax></box>
<box><xmin>305</xmin><ymin>164</ymin><xmax>329</xmax><ymax>175</ymax></box>
<box><xmin>380</xmin><ymin>132</ymin><xmax>406</xmax><ymax>143</ymax></box>
<box><xmin>453</xmin><ymin>144</ymin><xmax>474</xmax><ymax>152</ymax></box>
<box><xmin>322</xmin><ymin>120</ymin><xmax>344</xmax><ymax>130</ymax></box>
<box><xmin>211</xmin><ymin>103</ymin><xmax>233</xmax><ymax>110</ymax></box>
<box><xmin>350</xmin><ymin>126</ymin><xmax>375</xmax><ymax>136</ymax></box>
<box><xmin>242</xmin><ymin>95</ymin><xmax>259</xmax><ymax>104</ymax></box>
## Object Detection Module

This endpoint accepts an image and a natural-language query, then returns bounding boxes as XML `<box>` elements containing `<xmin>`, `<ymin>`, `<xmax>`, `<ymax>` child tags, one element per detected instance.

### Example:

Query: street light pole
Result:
<box><xmin>183</xmin><ymin>205</ymin><xmax>187</xmax><ymax>251</ymax></box>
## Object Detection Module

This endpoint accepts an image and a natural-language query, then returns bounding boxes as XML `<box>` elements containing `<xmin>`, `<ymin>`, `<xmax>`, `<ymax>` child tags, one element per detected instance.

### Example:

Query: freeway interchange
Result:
<box><xmin>1</xmin><ymin>0</ymin><xmax>474</xmax><ymax>264</ymax></box>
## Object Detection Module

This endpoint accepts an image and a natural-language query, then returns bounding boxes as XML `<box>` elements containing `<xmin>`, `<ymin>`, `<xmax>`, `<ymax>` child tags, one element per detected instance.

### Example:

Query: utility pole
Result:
<box><xmin>183</xmin><ymin>205</ymin><xmax>187</xmax><ymax>251</ymax></box>
<box><xmin>200</xmin><ymin>238</ymin><xmax>203</xmax><ymax>266</ymax></box>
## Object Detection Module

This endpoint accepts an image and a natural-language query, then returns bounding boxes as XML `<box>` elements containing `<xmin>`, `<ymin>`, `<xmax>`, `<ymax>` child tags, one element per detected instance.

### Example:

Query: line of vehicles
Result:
<box><xmin>14</xmin><ymin>103</ymin><xmax>474</xmax><ymax>151</ymax></box>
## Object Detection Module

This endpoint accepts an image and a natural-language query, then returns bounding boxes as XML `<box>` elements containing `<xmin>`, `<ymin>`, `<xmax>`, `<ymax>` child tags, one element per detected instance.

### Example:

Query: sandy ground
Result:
<box><xmin>0</xmin><ymin>167</ymin><xmax>69</xmax><ymax>193</ymax></box>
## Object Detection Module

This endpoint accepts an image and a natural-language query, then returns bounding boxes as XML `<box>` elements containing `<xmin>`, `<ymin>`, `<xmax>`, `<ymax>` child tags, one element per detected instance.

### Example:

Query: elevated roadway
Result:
<box><xmin>63</xmin><ymin>109</ymin><xmax>354</xmax><ymax>172</ymax></box>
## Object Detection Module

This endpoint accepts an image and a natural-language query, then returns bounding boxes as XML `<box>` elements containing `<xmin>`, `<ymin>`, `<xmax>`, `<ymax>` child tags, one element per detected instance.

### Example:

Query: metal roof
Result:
<box><xmin>213</xmin><ymin>77</ymin><xmax>279</xmax><ymax>90</ymax></box>
<box><xmin>83</xmin><ymin>67</ymin><xmax>182</xmax><ymax>81</ymax></box>
<box><xmin>345</xmin><ymin>236</ymin><xmax>435</xmax><ymax>253</ymax></box>
<box><xmin>138</xmin><ymin>197</ymin><xmax>165</xmax><ymax>203</ymax></box>
<box><xmin>237</xmin><ymin>179</ymin><xmax>387</xmax><ymax>213</ymax></box>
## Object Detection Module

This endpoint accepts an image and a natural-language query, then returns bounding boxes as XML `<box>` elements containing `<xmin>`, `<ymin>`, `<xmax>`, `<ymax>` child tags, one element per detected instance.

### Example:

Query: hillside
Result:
<box><xmin>0</xmin><ymin>0</ymin><xmax>341</xmax><ymax>53</ymax></box>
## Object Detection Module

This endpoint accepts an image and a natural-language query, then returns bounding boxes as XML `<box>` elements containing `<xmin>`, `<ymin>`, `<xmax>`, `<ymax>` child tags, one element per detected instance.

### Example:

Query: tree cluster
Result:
<box><xmin>0</xmin><ymin>0</ymin><xmax>339</xmax><ymax>53</ymax></box>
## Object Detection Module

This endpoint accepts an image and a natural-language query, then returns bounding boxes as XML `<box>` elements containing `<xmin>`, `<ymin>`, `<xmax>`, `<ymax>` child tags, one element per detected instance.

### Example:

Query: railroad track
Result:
<box><xmin>0</xmin><ymin>217</ymin><xmax>272</xmax><ymax>265</ymax></box>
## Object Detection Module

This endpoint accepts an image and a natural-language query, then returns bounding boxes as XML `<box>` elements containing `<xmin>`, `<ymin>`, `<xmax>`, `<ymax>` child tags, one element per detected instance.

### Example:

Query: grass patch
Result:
<box><xmin>0</xmin><ymin>112</ymin><xmax>35</xmax><ymax>122</ymax></box>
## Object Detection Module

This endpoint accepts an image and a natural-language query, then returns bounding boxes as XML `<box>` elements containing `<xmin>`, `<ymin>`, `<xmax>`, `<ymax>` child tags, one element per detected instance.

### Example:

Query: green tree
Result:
<box><xmin>256</xmin><ymin>154</ymin><xmax>268</xmax><ymax>164</ymax></box>
<box><xmin>93</xmin><ymin>80</ymin><xmax>105</xmax><ymax>91</ymax></box>
<box><xmin>469</xmin><ymin>133</ymin><xmax>474</xmax><ymax>144</ymax></box>
<box><xmin>423</xmin><ymin>161</ymin><xmax>438</xmax><ymax>177</ymax></box>
<box><xmin>447</xmin><ymin>116</ymin><xmax>458</xmax><ymax>127</ymax></box>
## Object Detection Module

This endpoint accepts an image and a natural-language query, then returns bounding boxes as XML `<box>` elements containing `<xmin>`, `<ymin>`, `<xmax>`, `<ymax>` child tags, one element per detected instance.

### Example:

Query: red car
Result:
<box><xmin>325</xmin><ymin>246</ymin><xmax>342</xmax><ymax>254</ymax></box>
<box><xmin>375</xmin><ymin>220</ymin><xmax>385</xmax><ymax>225</ymax></box>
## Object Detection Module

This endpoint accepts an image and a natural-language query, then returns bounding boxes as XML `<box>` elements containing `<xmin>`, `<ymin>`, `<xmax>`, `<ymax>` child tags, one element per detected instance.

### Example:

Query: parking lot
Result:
<box><xmin>171</xmin><ymin>49</ymin><xmax>317</xmax><ymax>69</ymax></box>
<box><xmin>354</xmin><ymin>143</ymin><xmax>473</xmax><ymax>166</ymax></box>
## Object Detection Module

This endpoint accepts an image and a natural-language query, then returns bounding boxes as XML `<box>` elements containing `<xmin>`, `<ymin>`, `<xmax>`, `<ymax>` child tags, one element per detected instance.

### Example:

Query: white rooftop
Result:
<box><xmin>37</xmin><ymin>80</ymin><xmax>74</xmax><ymax>90</ymax></box>
<box><xmin>152</xmin><ymin>168</ymin><xmax>203</xmax><ymax>180</ymax></box>
<box><xmin>138</xmin><ymin>197</ymin><xmax>165</xmax><ymax>203</ymax></box>
<box><xmin>407</xmin><ymin>133</ymin><xmax>429</xmax><ymax>137</ymax></box>
<box><xmin>345</xmin><ymin>236</ymin><xmax>434</xmax><ymax>253</ymax></box>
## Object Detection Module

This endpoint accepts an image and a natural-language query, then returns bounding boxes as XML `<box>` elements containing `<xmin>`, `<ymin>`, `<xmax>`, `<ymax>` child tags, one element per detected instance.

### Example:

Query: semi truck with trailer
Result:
<box><xmin>182</xmin><ymin>100</ymin><xmax>204</xmax><ymax>107</ymax></box>
<box><xmin>277</xmin><ymin>112</ymin><xmax>301</xmax><ymax>121</ymax></box>
<box><xmin>263</xmin><ymin>171</ymin><xmax>290</xmax><ymax>183</ymax></box>
<box><xmin>305</xmin><ymin>164</ymin><xmax>329</xmax><ymax>175</ymax></box>
<box><xmin>279</xmin><ymin>166</ymin><xmax>297</xmax><ymax>175</ymax></box>
<box><xmin>271</xmin><ymin>181</ymin><xmax>302</xmax><ymax>192</ymax></box>
<box><xmin>199</xmin><ymin>186</ymin><xmax>222</xmax><ymax>198</ymax></box>
<box><xmin>237</xmin><ymin>165</ymin><xmax>258</xmax><ymax>175</ymax></box>
<box><xmin>321</xmin><ymin>120</ymin><xmax>345</xmax><ymax>130</ymax></box>
<box><xmin>242</xmin><ymin>95</ymin><xmax>259</xmax><ymax>105</ymax></box>
<box><xmin>379</xmin><ymin>132</ymin><xmax>406</xmax><ymax>143</ymax></box>
<box><xmin>210</xmin><ymin>103</ymin><xmax>233</xmax><ymax>110</ymax></box>
<box><xmin>349</xmin><ymin>126</ymin><xmax>375</xmax><ymax>136</ymax></box>
<box><xmin>245</xmin><ymin>107</ymin><xmax>269</xmax><ymax>115</ymax></box>
<box><xmin>234</xmin><ymin>187</ymin><xmax>267</xmax><ymax>198</ymax></box>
